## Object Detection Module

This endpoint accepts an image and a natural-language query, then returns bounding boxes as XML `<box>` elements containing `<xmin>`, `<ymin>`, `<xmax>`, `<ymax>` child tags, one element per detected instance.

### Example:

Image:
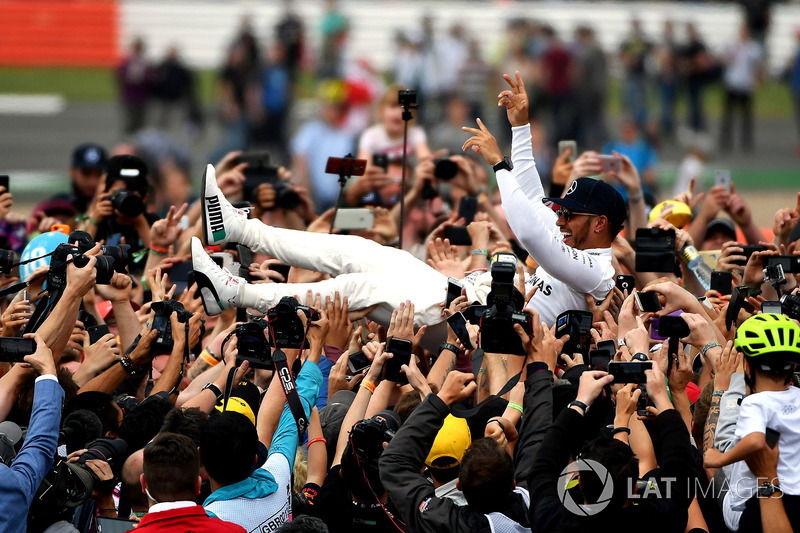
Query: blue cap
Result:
<box><xmin>543</xmin><ymin>177</ymin><xmax>628</xmax><ymax>233</ymax></box>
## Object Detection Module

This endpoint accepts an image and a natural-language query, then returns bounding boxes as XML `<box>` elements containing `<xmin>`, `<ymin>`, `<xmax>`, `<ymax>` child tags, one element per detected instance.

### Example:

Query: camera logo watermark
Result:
<box><xmin>557</xmin><ymin>459</ymin><xmax>614</xmax><ymax>516</ymax></box>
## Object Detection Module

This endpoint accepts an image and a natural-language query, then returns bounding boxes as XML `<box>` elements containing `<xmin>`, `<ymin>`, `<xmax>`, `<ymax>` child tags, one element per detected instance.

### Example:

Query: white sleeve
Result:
<box><xmin>496</xmin><ymin>125</ymin><xmax>610</xmax><ymax>294</ymax></box>
<box><xmin>262</xmin><ymin>449</ymin><xmax>292</xmax><ymax>488</ymax></box>
<box><xmin>734</xmin><ymin>395</ymin><xmax>768</xmax><ymax>440</ymax></box>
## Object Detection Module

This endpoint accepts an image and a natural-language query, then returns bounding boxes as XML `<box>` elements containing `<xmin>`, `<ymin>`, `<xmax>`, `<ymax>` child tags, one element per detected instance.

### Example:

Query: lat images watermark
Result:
<box><xmin>558</xmin><ymin>461</ymin><xmax>783</xmax><ymax>516</ymax></box>
<box><xmin>557</xmin><ymin>459</ymin><xmax>614</xmax><ymax>516</ymax></box>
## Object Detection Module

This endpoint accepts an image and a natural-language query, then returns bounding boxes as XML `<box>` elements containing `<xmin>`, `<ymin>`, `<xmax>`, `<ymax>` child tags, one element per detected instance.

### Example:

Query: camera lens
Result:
<box><xmin>273</xmin><ymin>182</ymin><xmax>301</xmax><ymax>210</ymax></box>
<box><xmin>102</xmin><ymin>244</ymin><xmax>131</xmax><ymax>273</ymax></box>
<box><xmin>111</xmin><ymin>190</ymin><xmax>145</xmax><ymax>218</ymax></box>
<box><xmin>434</xmin><ymin>158</ymin><xmax>458</xmax><ymax>181</ymax></box>
<box><xmin>93</xmin><ymin>256</ymin><xmax>115</xmax><ymax>285</ymax></box>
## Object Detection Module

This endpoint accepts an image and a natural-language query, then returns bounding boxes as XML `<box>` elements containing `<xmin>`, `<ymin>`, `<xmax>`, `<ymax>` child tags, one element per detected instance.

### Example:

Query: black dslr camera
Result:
<box><xmin>234</xmin><ymin>318</ymin><xmax>272</xmax><ymax>369</ymax></box>
<box><xmin>48</xmin><ymin>230</ymin><xmax>131</xmax><ymax>289</ymax></box>
<box><xmin>780</xmin><ymin>293</ymin><xmax>800</xmax><ymax>320</ymax></box>
<box><xmin>350</xmin><ymin>412</ymin><xmax>399</xmax><ymax>465</ymax></box>
<box><xmin>150</xmin><ymin>299</ymin><xmax>193</xmax><ymax>352</ymax></box>
<box><xmin>479</xmin><ymin>253</ymin><xmax>532</xmax><ymax>356</ymax></box>
<box><xmin>29</xmin><ymin>437</ymin><xmax>128</xmax><ymax>530</ymax></box>
<box><xmin>267</xmin><ymin>296</ymin><xmax>319</xmax><ymax>349</ymax></box>
<box><xmin>239</xmin><ymin>152</ymin><xmax>301</xmax><ymax>210</ymax></box>
<box><xmin>108</xmin><ymin>189</ymin><xmax>145</xmax><ymax>218</ymax></box>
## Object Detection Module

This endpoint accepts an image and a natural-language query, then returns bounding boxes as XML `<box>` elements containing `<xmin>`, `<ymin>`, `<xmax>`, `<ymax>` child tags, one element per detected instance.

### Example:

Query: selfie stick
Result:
<box><xmin>398</xmin><ymin>90</ymin><xmax>418</xmax><ymax>250</ymax></box>
<box><xmin>330</xmin><ymin>154</ymin><xmax>357</xmax><ymax>235</ymax></box>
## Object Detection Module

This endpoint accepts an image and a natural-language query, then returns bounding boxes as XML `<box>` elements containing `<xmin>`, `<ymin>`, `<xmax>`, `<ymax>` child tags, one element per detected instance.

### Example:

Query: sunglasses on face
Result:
<box><xmin>556</xmin><ymin>207</ymin><xmax>597</xmax><ymax>222</ymax></box>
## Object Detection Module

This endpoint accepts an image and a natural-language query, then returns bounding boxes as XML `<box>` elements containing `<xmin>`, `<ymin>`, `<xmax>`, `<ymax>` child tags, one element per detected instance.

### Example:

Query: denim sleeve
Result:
<box><xmin>0</xmin><ymin>378</ymin><xmax>63</xmax><ymax>531</ymax></box>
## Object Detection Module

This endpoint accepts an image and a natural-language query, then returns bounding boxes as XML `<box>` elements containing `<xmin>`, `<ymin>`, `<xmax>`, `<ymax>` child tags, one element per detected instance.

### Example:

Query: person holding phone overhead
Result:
<box><xmin>461</xmin><ymin>72</ymin><xmax>627</xmax><ymax>325</ymax></box>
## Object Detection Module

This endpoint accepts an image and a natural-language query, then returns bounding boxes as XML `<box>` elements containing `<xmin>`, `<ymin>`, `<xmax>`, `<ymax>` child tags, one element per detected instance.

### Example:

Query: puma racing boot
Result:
<box><xmin>191</xmin><ymin>236</ymin><xmax>244</xmax><ymax>315</ymax></box>
<box><xmin>201</xmin><ymin>163</ymin><xmax>247</xmax><ymax>246</ymax></box>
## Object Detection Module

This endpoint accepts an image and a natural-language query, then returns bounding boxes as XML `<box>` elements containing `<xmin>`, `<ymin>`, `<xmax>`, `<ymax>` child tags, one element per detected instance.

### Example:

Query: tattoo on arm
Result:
<box><xmin>188</xmin><ymin>358</ymin><xmax>211</xmax><ymax>380</ymax></box>
<box><xmin>703</xmin><ymin>394</ymin><xmax>721</xmax><ymax>453</ymax></box>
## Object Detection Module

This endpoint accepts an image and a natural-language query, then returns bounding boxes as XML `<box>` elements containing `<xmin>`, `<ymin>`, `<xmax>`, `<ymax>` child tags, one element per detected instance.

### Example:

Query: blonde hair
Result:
<box><xmin>293</xmin><ymin>446</ymin><xmax>308</xmax><ymax>494</ymax></box>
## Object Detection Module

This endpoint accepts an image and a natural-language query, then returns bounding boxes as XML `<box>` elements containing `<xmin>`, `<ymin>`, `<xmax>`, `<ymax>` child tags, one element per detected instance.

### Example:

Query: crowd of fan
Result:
<box><xmin>0</xmin><ymin>67</ymin><xmax>799</xmax><ymax>533</ymax></box>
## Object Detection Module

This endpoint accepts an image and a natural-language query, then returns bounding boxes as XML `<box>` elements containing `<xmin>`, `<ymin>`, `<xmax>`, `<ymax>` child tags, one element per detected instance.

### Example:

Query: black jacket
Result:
<box><xmin>379</xmin><ymin>393</ymin><xmax>530</xmax><ymax>533</ymax></box>
<box><xmin>528</xmin><ymin>406</ymin><xmax>695</xmax><ymax>532</ymax></box>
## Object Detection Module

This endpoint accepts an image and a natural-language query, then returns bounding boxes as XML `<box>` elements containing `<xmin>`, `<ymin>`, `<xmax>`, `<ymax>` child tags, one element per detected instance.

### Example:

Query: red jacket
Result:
<box><xmin>127</xmin><ymin>505</ymin><xmax>245</xmax><ymax>532</ymax></box>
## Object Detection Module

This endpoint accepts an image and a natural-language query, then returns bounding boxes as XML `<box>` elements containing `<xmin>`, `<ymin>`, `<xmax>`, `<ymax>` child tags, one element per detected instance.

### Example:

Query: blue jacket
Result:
<box><xmin>0</xmin><ymin>376</ymin><xmax>64</xmax><ymax>533</ymax></box>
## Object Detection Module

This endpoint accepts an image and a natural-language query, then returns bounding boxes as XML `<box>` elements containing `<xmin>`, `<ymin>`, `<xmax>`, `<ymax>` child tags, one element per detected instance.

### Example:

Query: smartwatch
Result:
<box><xmin>493</xmin><ymin>155</ymin><xmax>513</xmax><ymax>173</ymax></box>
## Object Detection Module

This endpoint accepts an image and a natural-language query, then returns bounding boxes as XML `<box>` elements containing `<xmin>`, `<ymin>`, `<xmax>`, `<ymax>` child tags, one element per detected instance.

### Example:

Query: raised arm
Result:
<box><xmin>462</xmin><ymin>118</ymin><xmax>608</xmax><ymax>294</ymax></box>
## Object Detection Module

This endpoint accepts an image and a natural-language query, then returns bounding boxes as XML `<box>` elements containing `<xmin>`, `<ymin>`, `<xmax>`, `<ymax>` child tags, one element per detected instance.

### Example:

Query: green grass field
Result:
<box><xmin>0</xmin><ymin>66</ymin><xmax>794</xmax><ymax>119</ymax></box>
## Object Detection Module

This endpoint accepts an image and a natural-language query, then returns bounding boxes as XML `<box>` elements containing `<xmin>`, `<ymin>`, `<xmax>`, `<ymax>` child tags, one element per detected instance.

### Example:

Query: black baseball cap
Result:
<box><xmin>105</xmin><ymin>155</ymin><xmax>149</xmax><ymax>194</ymax></box>
<box><xmin>543</xmin><ymin>177</ymin><xmax>628</xmax><ymax>233</ymax></box>
<box><xmin>705</xmin><ymin>218</ymin><xmax>737</xmax><ymax>241</ymax></box>
<box><xmin>72</xmin><ymin>143</ymin><xmax>108</xmax><ymax>171</ymax></box>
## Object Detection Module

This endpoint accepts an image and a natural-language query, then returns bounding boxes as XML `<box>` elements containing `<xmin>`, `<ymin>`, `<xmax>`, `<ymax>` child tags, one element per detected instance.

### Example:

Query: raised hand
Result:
<box><xmin>461</xmin><ymin>119</ymin><xmax>503</xmax><ymax>167</ymax></box>
<box><xmin>427</xmin><ymin>237</ymin><xmax>464</xmax><ymax>279</ymax></box>
<box><xmin>150</xmin><ymin>203</ymin><xmax>189</xmax><ymax>250</ymax></box>
<box><xmin>497</xmin><ymin>71</ymin><xmax>530</xmax><ymax>127</ymax></box>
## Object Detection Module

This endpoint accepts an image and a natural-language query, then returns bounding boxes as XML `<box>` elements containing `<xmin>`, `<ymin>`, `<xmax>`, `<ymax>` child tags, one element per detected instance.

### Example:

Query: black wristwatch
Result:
<box><xmin>757</xmin><ymin>482</ymin><xmax>782</xmax><ymax>497</ymax></box>
<box><xmin>493</xmin><ymin>155</ymin><xmax>513</xmax><ymax>173</ymax></box>
<box><xmin>439</xmin><ymin>342</ymin><xmax>460</xmax><ymax>356</ymax></box>
<box><xmin>568</xmin><ymin>400</ymin><xmax>589</xmax><ymax>414</ymax></box>
<box><xmin>202</xmin><ymin>382</ymin><xmax>224</xmax><ymax>403</ymax></box>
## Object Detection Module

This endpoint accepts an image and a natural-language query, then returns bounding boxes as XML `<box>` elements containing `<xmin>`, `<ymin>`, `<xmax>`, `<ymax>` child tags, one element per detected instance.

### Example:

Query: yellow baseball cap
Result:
<box><xmin>216</xmin><ymin>397</ymin><xmax>255</xmax><ymax>425</ymax></box>
<box><xmin>425</xmin><ymin>415</ymin><xmax>471</xmax><ymax>468</ymax></box>
<box><xmin>648</xmin><ymin>200</ymin><xmax>692</xmax><ymax>228</ymax></box>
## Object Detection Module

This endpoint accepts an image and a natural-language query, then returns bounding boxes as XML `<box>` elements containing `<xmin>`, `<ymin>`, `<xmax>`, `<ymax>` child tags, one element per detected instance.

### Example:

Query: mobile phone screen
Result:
<box><xmin>446</xmin><ymin>278</ymin><xmax>463</xmax><ymax>309</ymax></box>
<box><xmin>608</xmin><ymin>361</ymin><xmax>652</xmax><ymax>383</ymax></box>
<box><xmin>0</xmin><ymin>338</ymin><xmax>37</xmax><ymax>363</ymax></box>
<box><xmin>347</xmin><ymin>350</ymin><xmax>371</xmax><ymax>374</ymax></box>
<box><xmin>446</xmin><ymin>311</ymin><xmax>474</xmax><ymax>349</ymax></box>
<box><xmin>589</xmin><ymin>349</ymin><xmax>611</xmax><ymax>371</ymax></box>
<box><xmin>634</xmin><ymin>291</ymin><xmax>662</xmax><ymax>313</ymax></box>
<box><xmin>383</xmin><ymin>338</ymin><xmax>412</xmax><ymax>384</ymax></box>
<box><xmin>444</xmin><ymin>226</ymin><xmax>471</xmax><ymax>246</ymax></box>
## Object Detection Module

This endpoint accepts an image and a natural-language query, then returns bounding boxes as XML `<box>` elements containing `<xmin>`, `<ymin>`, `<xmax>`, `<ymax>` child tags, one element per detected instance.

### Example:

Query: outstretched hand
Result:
<box><xmin>497</xmin><ymin>71</ymin><xmax>530</xmax><ymax>127</ymax></box>
<box><xmin>461</xmin><ymin>119</ymin><xmax>503</xmax><ymax>167</ymax></box>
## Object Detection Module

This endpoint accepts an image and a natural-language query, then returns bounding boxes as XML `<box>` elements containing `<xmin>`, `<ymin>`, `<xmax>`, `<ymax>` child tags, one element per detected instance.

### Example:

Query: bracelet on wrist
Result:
<box><xmin>701</xmin><ymin>342</ymin><xmax>722</xmax><ymax>358</ymax></box>
<box><xmin>568</xmin><ymin>400</ymin><xmax>588</xmax><ymax>414</ymax></box>
<box><xmin>712</xmin><ymin>390</ymin><xmax>725</xmax><ymax>397</ymax></box>
<box><xmin>508</xmin><ymin>402</ymin><xmax>523</xmax><ymax>415</ymax></box>
<box><xmin>465</xmin><ymin>267</ymin><xmax>487</xmax><ymax>274</ymax></box>
<box><xmin>360</xmin><ymin>379</ymin><xmax>376</xmax><ymax>394</ymax></box>
<box><xmin>199</xmin><ymin>350</ymin><xmax>220</xmax><ymax>367</ymax></box>
<box><xmin>488</xmin><ymin>418</ymin><xmax>505</xmax><ymax>432</ymax></box>
<box><xmin>470</xmin><ymin>248</ymin><xmax>489</xmax><ymax>257</ymax></box>
<box><xmin>149</xmin><ymin>244</ymin><xmax>169</xmax><ymax>256</ymax></box>
<box><xmin>118</xmin><ymin>354</ymin><xmax>136</xmax><ymax>374</ymax></box>
<box><xmin>611</xmin><ymin>426</ymin><xmax>631</xmax><ymax>436</ymax></box>
<box><xmin>307</xmin><ymin>437</ymin><xmax>327</xmax><ymax>447</ymax></box>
